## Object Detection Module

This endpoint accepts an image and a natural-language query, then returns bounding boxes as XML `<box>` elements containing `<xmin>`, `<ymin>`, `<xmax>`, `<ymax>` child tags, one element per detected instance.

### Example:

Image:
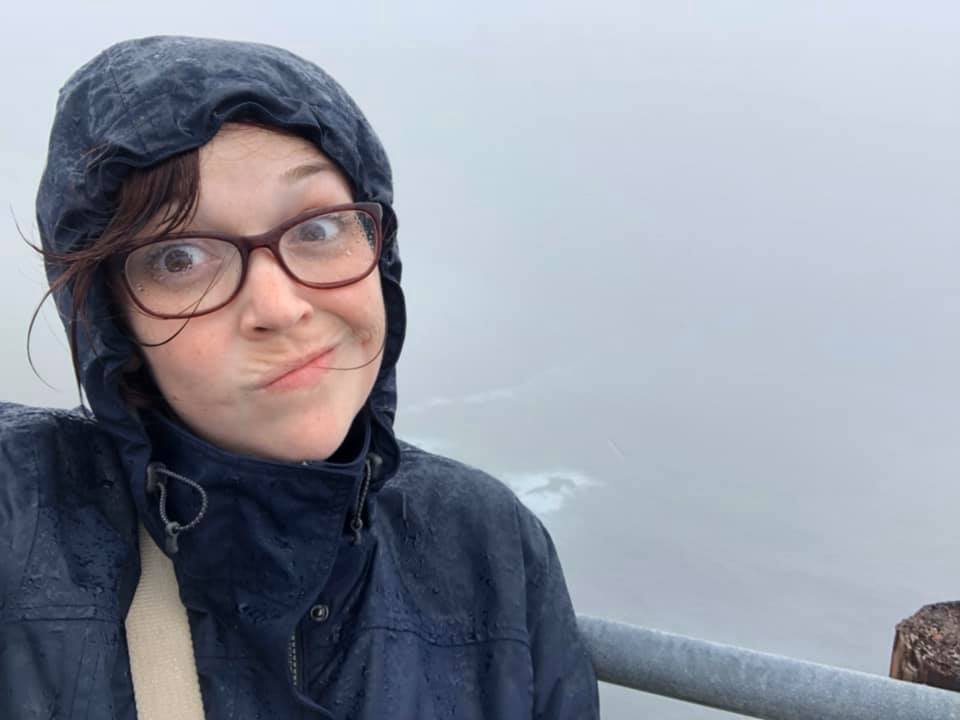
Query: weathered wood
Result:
<box><xmin>891</xmin><ymin>602</ymin><xmax>960</xmax><ymax>692</ymax></box>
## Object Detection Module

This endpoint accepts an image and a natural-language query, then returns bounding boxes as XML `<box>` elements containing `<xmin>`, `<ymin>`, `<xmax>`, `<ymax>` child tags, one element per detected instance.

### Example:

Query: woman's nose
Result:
<box><xmin>237</xmin><ymin>248</ymin><xmax>314</xmax><ymax>333</ymax></box>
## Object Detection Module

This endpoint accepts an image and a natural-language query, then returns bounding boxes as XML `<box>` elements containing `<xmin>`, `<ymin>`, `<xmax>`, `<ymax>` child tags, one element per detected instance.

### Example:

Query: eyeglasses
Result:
<box><xmin>115</xmin><ymin>202</ymin><xmax>384</xmax><ymax>319</ymax></box>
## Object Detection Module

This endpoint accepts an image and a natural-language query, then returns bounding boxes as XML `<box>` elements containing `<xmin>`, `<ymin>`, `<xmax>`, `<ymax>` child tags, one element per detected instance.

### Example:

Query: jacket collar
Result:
<box><xmin>141</xmin><ymin>408</ymin><xmax>380</xmax><ymax>712</ymax></box>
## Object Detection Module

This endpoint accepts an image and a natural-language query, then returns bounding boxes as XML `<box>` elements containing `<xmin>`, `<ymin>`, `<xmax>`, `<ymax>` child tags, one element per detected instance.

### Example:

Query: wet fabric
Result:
<box><xmin>0</xmin><ymin>36</ymin><xmax>599</xmax><ymax>718</ymax></box>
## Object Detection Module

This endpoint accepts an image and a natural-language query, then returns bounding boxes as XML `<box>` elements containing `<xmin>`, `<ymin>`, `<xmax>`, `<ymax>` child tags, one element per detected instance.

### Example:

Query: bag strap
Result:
<box><xmin>125</xmin><ymin>524</ymin><xmax>206</xmax><ymax>720</ymax></box>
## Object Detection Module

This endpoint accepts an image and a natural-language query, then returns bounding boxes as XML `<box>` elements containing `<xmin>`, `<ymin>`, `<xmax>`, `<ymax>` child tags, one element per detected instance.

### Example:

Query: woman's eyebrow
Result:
<box><xmin>281</xmin><ymin>162</ymin><xmax>336</xmax><ymax>183</ymax></box>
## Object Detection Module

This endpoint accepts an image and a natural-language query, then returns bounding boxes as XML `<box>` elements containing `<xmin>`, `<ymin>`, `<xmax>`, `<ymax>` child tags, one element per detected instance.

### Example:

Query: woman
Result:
<box><xmin>0</xmin><ymin>36</ymin><xmax>599</xmax><ymax>719</ymax></box>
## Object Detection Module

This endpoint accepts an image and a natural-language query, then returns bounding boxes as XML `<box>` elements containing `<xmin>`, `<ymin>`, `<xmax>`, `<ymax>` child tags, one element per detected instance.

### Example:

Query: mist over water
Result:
<box><xmin>4</xmin><ymin>4</ymin><xmax>960</xmax><ymax>717</ymax></box>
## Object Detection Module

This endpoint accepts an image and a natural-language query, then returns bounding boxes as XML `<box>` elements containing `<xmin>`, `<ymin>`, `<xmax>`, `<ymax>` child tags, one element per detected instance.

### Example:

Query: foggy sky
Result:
<box><xmin>3</xmin><ymin>4</ymin><xmax>959</xmax><ymax>717</ymax></box>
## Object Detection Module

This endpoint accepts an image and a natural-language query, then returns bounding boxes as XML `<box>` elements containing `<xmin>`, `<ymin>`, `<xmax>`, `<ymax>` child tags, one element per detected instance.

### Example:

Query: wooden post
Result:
<box><xmin>890</xmin><ymin>602</ymin><xmax>960</xmax><ymax>692</ymax></box>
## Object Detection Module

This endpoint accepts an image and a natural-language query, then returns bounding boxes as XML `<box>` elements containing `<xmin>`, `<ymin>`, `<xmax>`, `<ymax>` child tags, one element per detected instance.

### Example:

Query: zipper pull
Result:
<box><xmin>350</xmin><ymin>453</ymin><xmax>381</xmax><ymax>545</ymax></box>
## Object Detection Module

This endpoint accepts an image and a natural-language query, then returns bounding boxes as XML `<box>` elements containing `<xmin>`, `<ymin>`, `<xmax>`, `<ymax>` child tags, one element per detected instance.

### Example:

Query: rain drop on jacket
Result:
<box><xmin>0</xmin><ymin>36</ymin><xmax>600</xmax><ymax>719</ymax></box>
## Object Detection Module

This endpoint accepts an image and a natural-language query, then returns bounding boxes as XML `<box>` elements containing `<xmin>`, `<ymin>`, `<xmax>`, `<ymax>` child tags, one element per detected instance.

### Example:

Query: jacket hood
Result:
<box><xmin>35</xmin><ymin>38</ymin><xmax>406</xmax><ymax>711</ymax></box>
<box><xmin>36</xmin><ymin>34</ymin><xmax>406</xmax><ymax>513</ymax></box>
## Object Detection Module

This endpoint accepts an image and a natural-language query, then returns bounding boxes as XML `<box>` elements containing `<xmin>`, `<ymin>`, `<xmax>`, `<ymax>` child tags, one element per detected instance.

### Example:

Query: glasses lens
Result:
<box><xmin>278</xmin><ymin>208</ymin><xmax>384</xmax><ymax>373</ymax></box>
<box><xmin>280</xmin><ymin>209</ymin><xmax>377</xmax><ymax>285</ymax></box>
<box><xmin>125</xmin><ymin>237</ymin><xmax>242</xmax><ymax>317</ymax></box>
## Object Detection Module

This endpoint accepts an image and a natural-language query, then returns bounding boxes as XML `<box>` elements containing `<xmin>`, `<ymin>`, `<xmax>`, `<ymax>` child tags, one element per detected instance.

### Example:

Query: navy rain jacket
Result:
<box><xmin>0</xmin><ymin>36</ymin><xmax>600</xmax><ymax>719</ymax></box>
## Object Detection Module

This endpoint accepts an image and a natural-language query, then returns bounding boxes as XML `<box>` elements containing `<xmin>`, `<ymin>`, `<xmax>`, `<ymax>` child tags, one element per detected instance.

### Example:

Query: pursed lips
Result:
<box><xmin>256</xmin><ymin>345</ymin><xmax>339</xmax><ymax>390</ymax></box>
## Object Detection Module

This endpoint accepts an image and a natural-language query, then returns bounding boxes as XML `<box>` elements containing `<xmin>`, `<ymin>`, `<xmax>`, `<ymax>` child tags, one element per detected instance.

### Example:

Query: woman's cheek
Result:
<box><xmin>144</xmin><ymin>336</ymin><xmax>222</xmax><ymax>402</ymax></box>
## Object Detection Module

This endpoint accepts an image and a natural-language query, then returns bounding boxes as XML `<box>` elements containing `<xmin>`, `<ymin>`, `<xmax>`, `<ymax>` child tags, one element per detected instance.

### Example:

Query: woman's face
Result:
<box><xmin>123</xmin><ymin>125</ymin><xmax>386</xmax><ymax>462</ymax></box>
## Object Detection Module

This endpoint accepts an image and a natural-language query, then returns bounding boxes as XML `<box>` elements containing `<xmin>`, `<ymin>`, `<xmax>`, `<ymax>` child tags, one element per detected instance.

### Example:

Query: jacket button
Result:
<box><xmin>309</xmin><ymin>604</ymin><xmax>330</xmax><ymax>622</ymax></box>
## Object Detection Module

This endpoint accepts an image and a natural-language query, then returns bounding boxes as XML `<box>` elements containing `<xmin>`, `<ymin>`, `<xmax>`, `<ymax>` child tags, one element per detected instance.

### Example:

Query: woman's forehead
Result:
<box><xmin>191</xmin><ymin>124</ymin><xmax>352</xmax><ymax>231</ymax></box>
<box><xmin>200</xmin><ymin>124</ymin><xmax>334</xmax><ymax>172</ymax></box>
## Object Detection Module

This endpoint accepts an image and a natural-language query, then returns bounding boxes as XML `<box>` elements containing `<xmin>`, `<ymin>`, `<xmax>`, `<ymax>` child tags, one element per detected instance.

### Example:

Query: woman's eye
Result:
<box><xmin>145</xmin><ymin>243</ymin><xmax>211</xmax><ymax>279</ymax></box>
<box><xmin>162</xmin><ymin>247</ymin><xmax>196</xmax><ymax>272</ymax></box>
<box><xmin>293</xmin><ymin>217</ymin><xmax>342</xmax><ymax>243</ymax></box>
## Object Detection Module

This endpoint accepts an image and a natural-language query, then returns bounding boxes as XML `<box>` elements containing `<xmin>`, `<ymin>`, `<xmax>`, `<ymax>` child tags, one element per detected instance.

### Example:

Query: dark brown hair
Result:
<box><xmin>30</xmin><ymin>148</ymin><xmax>202</xmax><ymax>406</ymax></box>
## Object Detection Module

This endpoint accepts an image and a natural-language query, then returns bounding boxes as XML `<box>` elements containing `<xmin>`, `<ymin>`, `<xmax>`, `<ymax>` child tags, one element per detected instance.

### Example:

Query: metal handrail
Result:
<box><xmin>577</xmin><ymin>615</ymin><xmax>960</xmax><ymax>720</ymax></box>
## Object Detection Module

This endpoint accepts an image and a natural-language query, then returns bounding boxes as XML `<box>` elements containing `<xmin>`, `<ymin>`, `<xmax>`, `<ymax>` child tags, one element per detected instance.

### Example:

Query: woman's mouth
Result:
<box><xmin>259</xmin><ymin>347</ymin><xmax>338</xmax><ymax>392</ymax></box>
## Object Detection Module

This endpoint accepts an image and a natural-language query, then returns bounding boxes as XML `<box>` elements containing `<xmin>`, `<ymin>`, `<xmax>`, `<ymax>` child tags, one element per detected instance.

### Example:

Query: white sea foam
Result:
<box><xmin>401</xmin><ymin>435</ymin><xmax>449</xmax><ymax>454</ymax></box>
<box><xmin>403</xmin><ymin>364</ymin><xmax>574</xmax><ymax>416</ymax></box>
<box><xmin>405</xmin><ymin>386</ymin><xmax>517</xmax><ymax>414</ymax></box>
<box><xmin>397</xmin><ymin>436</ymin><xmax>596</xmax><ymax>517</ymax></box>
<box><xmin>501</xmin><ymin>470</ymin><xmax>598</xmax><ymax>516</ymax></box>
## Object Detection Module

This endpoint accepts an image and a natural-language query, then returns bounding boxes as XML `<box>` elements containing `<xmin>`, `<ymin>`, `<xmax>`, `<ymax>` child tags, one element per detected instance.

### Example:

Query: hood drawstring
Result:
<box><xmin>351</xmin><ymin>453</ymin><xmax>382</xmax><ymax>545</ymax></box>
<box><xmin>146</xmin><ymin>462</ymin><xmax>209</xmax><ymax>554</ymax></box>
<box><xmin>146</xmin><ymin>453</ymin><xmax>381</xmax><ymax>552</ymax></box>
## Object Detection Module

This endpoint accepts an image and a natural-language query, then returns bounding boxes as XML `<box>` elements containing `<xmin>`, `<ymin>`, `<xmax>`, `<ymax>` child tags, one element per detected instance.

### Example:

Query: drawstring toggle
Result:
<box><xmin>145</xmin><ymin>461</ymin><xmax>209</xmax><ymax>554</ymax></box>
<box><xmin>350</xmin><ymin>453</ymin><xmax>381</xmax><ymax>545</ymax></box>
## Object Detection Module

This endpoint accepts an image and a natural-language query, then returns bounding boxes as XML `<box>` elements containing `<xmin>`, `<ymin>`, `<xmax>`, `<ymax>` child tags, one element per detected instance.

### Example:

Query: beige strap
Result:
<box><xmin>125</xmin><ymin>524</ymin><xmax>206</xmax><ymax>720</ymax></box>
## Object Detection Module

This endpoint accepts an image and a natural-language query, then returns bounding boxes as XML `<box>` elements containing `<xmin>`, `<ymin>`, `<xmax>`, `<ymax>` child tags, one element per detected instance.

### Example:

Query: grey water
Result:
<box><xmin>3</xmin><ymin>3</ymin><xmax>960</xmax><ymax>717</ymax></box>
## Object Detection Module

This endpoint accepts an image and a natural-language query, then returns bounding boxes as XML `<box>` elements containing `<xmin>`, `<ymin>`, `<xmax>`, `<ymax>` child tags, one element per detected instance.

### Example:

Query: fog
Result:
<box><xmin>3</xmin><ymin>3</ymin><xmax>959</xmax><ymax>717</ymax></box>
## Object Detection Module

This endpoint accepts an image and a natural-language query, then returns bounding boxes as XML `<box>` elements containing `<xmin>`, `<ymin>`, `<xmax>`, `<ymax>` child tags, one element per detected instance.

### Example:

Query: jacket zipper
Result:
<box><xmin>289</xmin><ymin>454</ymin><xmax>376</xmax><ymax>690</ymax></box>
<box><xmin>288</xmin><ymin>628</ymin><xmax>301</xmax><ymax>690</ymax></box>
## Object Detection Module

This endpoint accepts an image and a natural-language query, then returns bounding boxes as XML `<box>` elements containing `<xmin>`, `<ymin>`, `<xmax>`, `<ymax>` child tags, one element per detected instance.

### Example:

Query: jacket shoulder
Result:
<box><xmin>372</xmin><ymin>441</ymin><xmax>555</xmax><ymax>638</ymax></box>
<box><xmin>392</xmin><ymin>440</ymin><xmax>522</xmax><ymax>516</ymax></box>
<box><xmin>391</xmin><ymin>441</ymin><xmax>536</xmax><ymax>546</ymax></box>
<box><xmin>0</xmin><ymin>402</ymin><xmax>112</xmax><ymax>481</ymax></box>
<box><xmin>389</xmin><ymin>442</ymin><xmax>598</xmax><ymax>716</ymax></box>
<box><xmin>0</xmin><ymin>401</ymin><xmax>101</xmax><ymax>438</ymax></box>
<box><xmin>0</xmin><ymin>402</ymin><xmax>125</xmax><ymax>489</ymax></box>
<box><xmin>0</xmin><ymin>402</ymin><xmax>135</xmax><ymax>621</ymax></box>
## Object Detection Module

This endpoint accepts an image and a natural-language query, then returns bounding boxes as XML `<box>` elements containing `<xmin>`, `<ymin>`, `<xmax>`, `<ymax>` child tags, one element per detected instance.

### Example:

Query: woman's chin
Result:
<box><xmin>243</xmin><ymin>434</ymin><xmax>346</xmax><ymax>464</ymax></box>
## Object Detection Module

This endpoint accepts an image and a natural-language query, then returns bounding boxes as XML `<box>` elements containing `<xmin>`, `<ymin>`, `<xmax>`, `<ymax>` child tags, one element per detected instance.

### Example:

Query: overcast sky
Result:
<box><xmin>3</xmin><ymin>4</ymin><xmax>959</xmax><ymax>718</ymax></box>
